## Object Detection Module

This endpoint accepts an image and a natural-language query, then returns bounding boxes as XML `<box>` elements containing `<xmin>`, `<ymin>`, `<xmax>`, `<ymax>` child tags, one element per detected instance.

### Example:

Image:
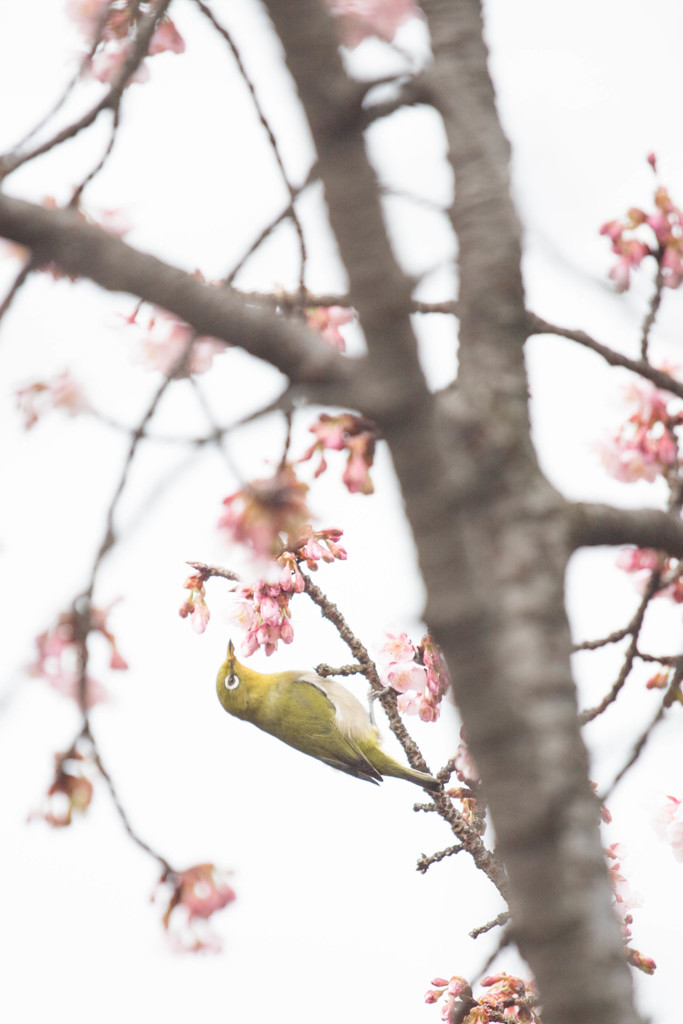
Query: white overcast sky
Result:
<box><xmin>1</xmin><ymin>1</ymin><xmax>683</xmax><ymax>1023</ymax></box>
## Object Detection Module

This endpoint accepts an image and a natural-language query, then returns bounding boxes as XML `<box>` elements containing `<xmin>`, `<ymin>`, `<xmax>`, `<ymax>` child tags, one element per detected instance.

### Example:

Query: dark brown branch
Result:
<box><xmin>570</xmin><ymin>502</ymin><xmax>683</xmax><ymax>558</ymax></box>
<box><xmin>528</xmin><ymin>311</ymin><xmax>683</xmax><ymax>400</ymax></box>
<box><xmin>580</xmin><ymin>569</ymin><xmax>661</xmax><ymax>722</ymax></box>
<box><xmin>0</xmin><ymin>193</ymin><xmax>346</xmax><ymax>389</ymax></box>
<box><xmin>360</xmin><ymin>74</ymin><xmax>436</xmax><ymax>126</ymax></box>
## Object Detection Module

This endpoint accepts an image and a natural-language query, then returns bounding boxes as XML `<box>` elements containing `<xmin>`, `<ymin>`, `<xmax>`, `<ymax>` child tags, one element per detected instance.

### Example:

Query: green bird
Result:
<box><xmin>216</xmin><ymin>641</ymin><xmax>440</xmax><ymax>792</ymax></box>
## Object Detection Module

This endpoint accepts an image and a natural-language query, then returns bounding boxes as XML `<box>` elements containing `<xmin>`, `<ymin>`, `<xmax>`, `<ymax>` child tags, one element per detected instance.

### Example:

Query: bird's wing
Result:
<box><xmin>273</xmin><ymin>675</ymin><xmax>383</xmax><ymax>784</ymax></box>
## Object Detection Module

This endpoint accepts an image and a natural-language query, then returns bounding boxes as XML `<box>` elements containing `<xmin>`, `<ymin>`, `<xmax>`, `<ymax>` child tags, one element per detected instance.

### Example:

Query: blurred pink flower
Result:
<box><xmin>654</xmin><ymin>795</ymin><xmax>683</xmax><ymax>861</ymax></box>
<box><xmin>87</xmin><ymin>44</ymin><xmax>151</xmax><ymax>85</ymax></box>
<box><xmin>218</xmin><ymin>466</ymin><xmax>310</xmax><ymax>560</ymax></box>
<box><xmin>300</xmin><ymin>412</ymin><xmax>377</xmax><ymax>493</ymax></box>
<box><xmin>159</xmin><ymin>863</ymin><xmax>236</xmax><ymax>954</ymax></box>
<box><xmin>179</xmin><ymin>574</ymin><xmax>211</xmax><ymax>634</ymax></box>
<box><xmin>325</xmin><ymin>0</ymin><xmax>421</xmax><ymax>48</ymax></box>
<box><xmin>379</xmin><ymin>632</ymin><xmax>416</xmax><ymax>664</ymax></box>
<box><xmin>305</xmin><ymin>304</ymin><xmax>354</xmax><ymax>351</ymax></box>
<box><xmin>150</xmin><ymin>18</ymin><xmax>186</xmax><ymax>55</ymax></box>
<box><xmin>15</xmin><ymin>371</ymin><xmax>89</xmax><ymax>430</ymax></box>
<box><xmin>133</xmin><ymin>308</ymin><xmax>224</xmax><ymax>377</ymax></box>
<box><xmin>30</xmin><ymin>749</ymin><xmax>94</xmax><ymax>828</ymax></box>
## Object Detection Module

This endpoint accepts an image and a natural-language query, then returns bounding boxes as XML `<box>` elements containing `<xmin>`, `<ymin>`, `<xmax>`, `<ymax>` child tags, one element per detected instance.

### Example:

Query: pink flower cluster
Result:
<box><xmin>600</xmin><ymin>163</ymin><xmax>683</xmax><ymax>291</ymax></box>
<box><xmin>68</xmin><ymin>1</ymin><xmax>185</xmax><ymax>85</ymax></box>
<box><xmin>218</xmin><ymin>465</ymin><xmax>311</xmax><ymax>560</ymax></box>
<box><xmin>227</xmin><ymin>527</ymin><xmax>347</xmax><ymax>656</ymax></box>
<box><xmin>606</xmin><ymin>843</ymin><xmax>657</xmax><ymax>975</ymax></box>
<box><xmin>305</xmin><ymin>304</ymin><xmax>355</xmax><ymax>352</ymax></box>
<box><xmin>425</xmin><ymin>973</ymin><xmax>538</xmax><ymax>1023</ymax></box>
<box><xmin>127</xmin><ymin>304</ymin><xmax>225</xmax><ymax>377</ymax></box>
<box><xmin>15</xmin><ymin>370</ymin><xmax>89</xmax><ymax>430</ymax></box>
<box><xmin>616</xmin><ymin>547</ymin><xmax>683</xmax><ymax>604</ymax></box>
<box><xmin>324</xmin><ymin>0</ymin><xmax>421</xmax><ymax>49</ymax></box>
<box><xmin>654</xmin><ymin>794</ymin><xmax>683</xmax><ymax>862</ymax></box>
<box><xmin>158</xmin><ymin>862</ymin><xmax>236</xmax><ymax>954</ymax></box>
<box><xmin>598</xmin><ymin>377</ymin><xmax>681</xmax><ymax>485</ymax></box>
<box><xmin>30</xmin><ymin>748</ymin><xmax>94</xmax><ymax>828</ymax></box>
<box><xmin>231</xmin><ymin>580</ymin><xmax>295</xmax><ymax>657</ymax></box>
<box><xmin>29</xmin><ymin>605</ymin><xmax>128</xmax><ymax>705</ymax></box>
<box><xmin>378</xmin><ymin>632</ymin><xmax>450</xmax><ymax>722</ymax></box>
<box><xmin>179</xmin><ymin>574</ymin><xmax>211</xmax><ymax>634</ymax></box>
<box><xmin>300</xmin><ymin>412</ymin><xmax>377</xmax><ymax>494</ymax></box>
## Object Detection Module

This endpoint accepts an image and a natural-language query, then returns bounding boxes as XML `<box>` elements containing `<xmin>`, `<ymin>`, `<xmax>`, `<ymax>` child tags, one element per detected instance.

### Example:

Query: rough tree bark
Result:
<box><xmin>6</xmin><ymin>1</ymin><xmax>683</xmax><ymax>1020</ymax></box>
<box><xmin>260</xmin><ymin>2</ymin><xmax>641</xmax><ymax>1023</ymax></box>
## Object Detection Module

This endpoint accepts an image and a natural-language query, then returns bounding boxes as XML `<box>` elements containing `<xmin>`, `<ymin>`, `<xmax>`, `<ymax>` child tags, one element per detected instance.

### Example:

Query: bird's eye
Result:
<box><xmin>226</xmin><ymin>671</ymin><xmax>239</xmax><ymax>690</ymax></box>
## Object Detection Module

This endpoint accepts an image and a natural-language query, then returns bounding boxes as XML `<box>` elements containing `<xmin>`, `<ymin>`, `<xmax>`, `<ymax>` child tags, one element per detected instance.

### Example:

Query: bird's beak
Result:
<box><xmin>227</xmin><ymin>639</ymin><xmax>235</xmax><ymax>665</ymax></box>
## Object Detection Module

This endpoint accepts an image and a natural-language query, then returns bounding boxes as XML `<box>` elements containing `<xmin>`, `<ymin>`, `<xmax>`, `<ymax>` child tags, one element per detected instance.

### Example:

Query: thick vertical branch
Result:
<box><xmin>262</xmin><ymin>2</ymin><xmax>640</xmax><ymax>1022</ymax></box>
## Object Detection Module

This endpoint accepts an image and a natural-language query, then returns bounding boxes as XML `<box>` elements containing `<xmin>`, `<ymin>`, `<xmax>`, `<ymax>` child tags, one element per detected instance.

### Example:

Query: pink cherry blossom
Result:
<box><xmin>229</xmin><ymin>581</ymin><xmax>295</xmax><ymax>656</ymax></box>
<box><xmin>15</xmin><ymin>371</ymin><xmax>89</xmax><ymax>430</ymax></box>
<box><xmin>378</xmin><ymin>632</ymin><xmax>448</xmax><ymax>721</ymax></box>
<box><xmin>597</xmin><ymin>375</ymin><xmax>682</xmax><ymax>485</ymax></box>
<box><xmin>29</xmin><ymin>605</ymin><xmax>127</xmax><ymax>705</ymax></box>
<box><xmin>219</xmin><ymin>466</ymin><xmax>310</xmax><ymax>560</ymax></box>
<box><xmin>158</xmin><ymin>863</ymin><xmax>236</xmax><ymax>954</ymax></box>
<box><xmin>133</xmin><ymin>308</ymin><xmax>225</xmax><ymax>377</ymax></box>
<box><xmin>379</xmin><ymin>632</ymin><xmax>416</xmax><ymax>664</ymax></box>
<box><xmin>30</xmin><ymin>749</ymin><xmax>94</xmax><ymax>828</ymax></box>
<box><xmin>601</xmin><ymin>173</ymin><xmax>683</xmax><ymax>292</ymax></box>
<box><xmin>654</xmin><ymin>795</ymin><xmax>683</xmax><ymax>861</ymax></box>
<box><xmin>661</xmin><ymin>245</ymin><xmax>683</xmax><ymax>289</ymax></box>
<box><xmin>305</xmin><ymin>304</ymin><xmax>355</xmax><ymax>352</ymax></box>
<box><xmin>66</xmin><ymin>0</ymin><xmax>110</xmax><ymax>37</ymax></box>
<box><xmin>179</xmin><ymin>574</ymin><xmax>211</xmax><ymax>634</ymax></box>
<box><xmin>387</xmin><ymin>661</ymin><xmax>427</xmax><ymax>693</ymax></box>
<box><xmin>615</xmin><ymin>547</ymin><xmax>661</xmax><ymax>573</ymax></box>
<box><xmin>453</xmin><ymin>731</ymin><xmax>479</xmax><ymax>782</ymax></box>
<box><xmin>325</xmin><ymin>0</ymin><xmax>422</xmax><ymax>48</ymax></box>
<box><xmin>87</xmin><ymin>45</ymin><xmax>151</xmax><ymax>85</ymax></box>
<box><xmin>149</xmin><ymin>18</ymin><xmax>186</xmax><ymax>55</ymax></box>
<box><xmin>300</xmin><ymin>413</ymin><xmax>377</xmax><ymax>494</ymax></box>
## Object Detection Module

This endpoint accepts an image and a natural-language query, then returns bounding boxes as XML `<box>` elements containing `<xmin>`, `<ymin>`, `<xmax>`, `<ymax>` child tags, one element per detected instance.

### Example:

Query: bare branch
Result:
<box><xmin>528</xmin><ymin>311</ymin><xmax>683</xmax><ymax>399</ymax></box>
<box><xmin>0</xmin><ymin>0</ymin><xmax>173</xmax><ymax>176</ymax></box>
<box><xmin>194</xmin><ymin>0</ymin><xmax>309</xmax><ymax>294</ymax></box>
<box><xmin>571</xmin><ymin>502</ymin><xmax>683</xmax><ymax>557</ymax></box>
<box><xmin>0</xmin><ymin>193</ymin><xmax>346</xmax><ymax>387</ymax></box>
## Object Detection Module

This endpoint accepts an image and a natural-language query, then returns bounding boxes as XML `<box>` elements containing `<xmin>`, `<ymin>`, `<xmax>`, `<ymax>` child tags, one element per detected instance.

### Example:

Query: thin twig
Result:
<box><xmin>70</xmin><ymin>108</ymin><xmax>122</xmax><ymax>207</ymax></box>
<box><xmin>4</xmin><ymin>1</ymin><xmax>115</xmax><ymax>155</ymax></box>
<box><xmin>580</xmin><ymin>569</ymin><xmax>661</xmax><ymax>722</ymax></box>
<box><xmin>599</xmin><ymin>666</ymin><xmax>682</xmax><ymax>801</ymax></box>
<box><xmin>223</xmin><ymin>166</ymin><xmax>318</xmax><ymax>287</ymax></box>
<box><xmin>417</xmin><ymin>843</ymin><xmax>464</xmax><ymax>873</ymax></box>
<box><xmin>528</xmin><ymin>312</ymin><xmax>683</xmax><ymax>401</ymax></box>
<box><xmin>639</xmin><ymin>263</ymin><xmax>665</xmax><ymax>361</ymax></box>
<box><xmin>194</xmin><ymin>0</ymin><xmax>309</xmax><ymax>296</ymax></box>
<box><xmin>469</xmin><ymin>911</ymin><xmax>511</xmax><ymax>939</ymax></box>
<box><xmin>87</xmin><ymin>734</ymin><xmax>174</xmax><ymax>873</ymax></box>
<box><xmin>0</xmin><ymin>257</ymin><xmax>35</xmax><ymax>324</ymax></box>
<box><xmin>0</xmin><ymin>0</ymin><xmax>173</xmax><ymax>176</ymax></box>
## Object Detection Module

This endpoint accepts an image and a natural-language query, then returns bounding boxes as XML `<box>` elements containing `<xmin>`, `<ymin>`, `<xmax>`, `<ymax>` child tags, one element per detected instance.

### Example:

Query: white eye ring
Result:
<box><xmin>225</xmin><ymin>672</ymin><xmax>239</xmax><ymax>690</ymax></box>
